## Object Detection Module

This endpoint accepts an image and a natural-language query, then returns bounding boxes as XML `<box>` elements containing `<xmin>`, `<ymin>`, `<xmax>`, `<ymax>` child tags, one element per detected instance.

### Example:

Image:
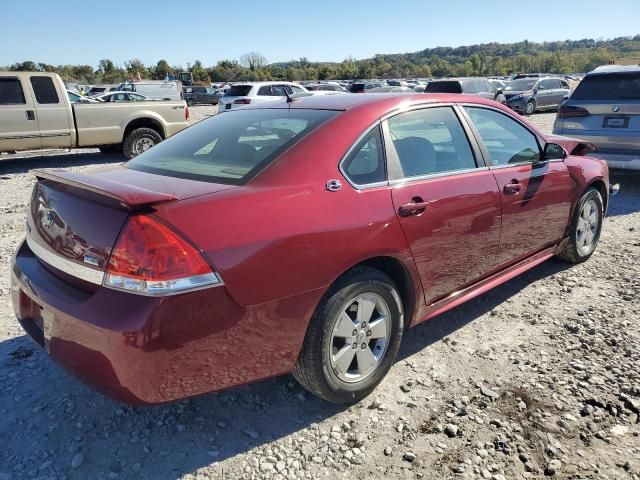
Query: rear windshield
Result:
<box><xmin>225</xmin><ymin>85</ymin><xmax>253</xmax><ymax>97</ymax></box>
<box><xmin>425</xmin><ymin>81</ymin><xmax>462</xmax><ymax>94</ymax></box>
<box><xmin>126</xmin><ymin>109</ymin><xmax>338</xmax><ymax>185</ymax></box>
<box><xmin>571</xmin><ymin>73</ymin><xmax>640</xmax><ymax>100</ymax></box>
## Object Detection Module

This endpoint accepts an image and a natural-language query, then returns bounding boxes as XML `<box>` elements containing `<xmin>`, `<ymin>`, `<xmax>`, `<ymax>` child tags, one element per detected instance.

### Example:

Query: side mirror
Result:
<box><xmin>496</xmin><ymin>88</ymin><xmax>503</xmax><ymax>95</ymax></box>
<box><xmin>543</xmin><ymin>143</ymin><xmax>566</xmax><ymax>161</ymax></box>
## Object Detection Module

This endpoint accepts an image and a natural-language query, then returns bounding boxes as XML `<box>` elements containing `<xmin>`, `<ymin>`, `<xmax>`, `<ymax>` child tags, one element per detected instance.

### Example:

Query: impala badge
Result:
<box><xmin>612</xmin><ymin>105</ymin><xmax>620</xmax><ymax>113</ymax></box>
<box><xmin>83</xmin><ymin>255</ymin><xmax>100</xmax><ymax>267</ymax></box>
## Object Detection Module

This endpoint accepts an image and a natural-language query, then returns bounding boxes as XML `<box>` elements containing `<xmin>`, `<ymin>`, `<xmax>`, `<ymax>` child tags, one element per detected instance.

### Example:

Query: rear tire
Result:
<box><xmin>293</xmin><ymin>267</ymin><xmax>404</xmax><ymax>404</ymax></box>
<box><xmin>123</xmin><ymin>128</ymin><xmax>162</xmax><ymax>160</ymax></box>
<box><xmin>557</xmin><ymin>188</ymin><xmax>603</xmax><ymax>263</ymax></box>
<box><xmin>186</xmin><ymin>97</ymin><xmax>196</xmax><ymax>107</ymax></box>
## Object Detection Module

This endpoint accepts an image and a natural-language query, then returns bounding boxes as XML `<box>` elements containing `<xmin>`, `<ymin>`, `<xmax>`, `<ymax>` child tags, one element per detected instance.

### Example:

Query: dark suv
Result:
<box><xmin>183</xmin><ymin>86</ymin><xmax>222</xmax><ymax>106</ymax></box>
<box><xmin>425</xmin><ymin>78</ymin><xmax>506</xmax><ymax>104</ymax></box>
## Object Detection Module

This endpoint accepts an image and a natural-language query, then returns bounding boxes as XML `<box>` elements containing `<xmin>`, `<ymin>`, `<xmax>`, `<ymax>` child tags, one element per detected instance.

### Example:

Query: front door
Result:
<box><xmin>385</xmin><ymin>106</ymin><xmax>502</xmax><ymax>305</ymax></box>
<box><xmin>0</xmin><ymin>76</ymin><xmax>41</xmax><ymax>152</ymax></box>
<box><xmin>462</xmin><ymin>106</ymin><xmax>573</xmax><ymax>267</ymax></box>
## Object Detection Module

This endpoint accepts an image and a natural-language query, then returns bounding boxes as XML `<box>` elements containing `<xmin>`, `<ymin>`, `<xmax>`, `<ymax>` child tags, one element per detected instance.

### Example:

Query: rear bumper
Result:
<box><xmin>11</xmin><ymin>240</ymin><xmax>317</xmax><ymax>405</ymax></box>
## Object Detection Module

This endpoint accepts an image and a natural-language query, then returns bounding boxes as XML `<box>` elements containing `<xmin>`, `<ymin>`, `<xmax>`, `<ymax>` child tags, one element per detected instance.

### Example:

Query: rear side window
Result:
<box><xmin>342</xmin><ymin>127</ymin><xmax>386</xmax><ymax>185</ymax></box>
<box><xmin>126</xmin><ymin>109</ymin><xmax>338</xmax><ymax>185</ymax></box>
<box><xmin>257</xmin><ymin>86</ymin><xmax>273</xmax><ymax>96</ymax></box>
<box><xmin>425</xmin><ymin>81</ymin><xmax>462</xmax><ymax>94</ymax></box>
<box><xmin>572</xmin><ymin>73</ymin><xmax>640</xmax><ymax>100</ymax></box>
<box><xmin>225</xmin><ymin>85</ymin><xmax>253</xmax><ymax>96</ymax></box>
<box><xmin>349</xmin><ymin>83</ymin><xmax>365</xmax><ymax>93</ymax></box>
<box><xmin>0</xmin><ymin>78</ymin><xmax>26</xmax><ymax>104</ymax></box>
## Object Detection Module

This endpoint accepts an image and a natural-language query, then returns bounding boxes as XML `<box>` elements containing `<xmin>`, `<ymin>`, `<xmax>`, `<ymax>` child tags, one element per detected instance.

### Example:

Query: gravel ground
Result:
<box><xmin>0</xmin><ymin>110</ymin><xmax>638</xmax><ymax>480</ymax></box>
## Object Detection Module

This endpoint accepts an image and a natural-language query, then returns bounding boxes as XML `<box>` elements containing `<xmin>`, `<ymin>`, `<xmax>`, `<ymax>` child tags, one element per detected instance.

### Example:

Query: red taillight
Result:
<box><xmin>104</xmin><ymin>215</ymin><xmax>221</xmax><ymax>295</ymax></box>
<box><xmin>185</xmin><ymin>105</ymin><xmax>190</xmax><ymax>121</ymax></box>
<box><xmin>233</xmin><ymin>98</ymin><xmax>251</xmax><ymax>105</ymax></box>
<box><xmin>558</xmin><ymin>105</ymin><xmax>589</xmax><ymax>118</ymax></box>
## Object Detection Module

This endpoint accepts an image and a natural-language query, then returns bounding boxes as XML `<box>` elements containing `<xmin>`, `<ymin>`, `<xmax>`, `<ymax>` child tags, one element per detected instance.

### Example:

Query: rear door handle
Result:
<box><xmin>26</xmin><ymin>110</ymin><xmax>35</xmax><ymax>120</ymax></box>
<box><xmin>503</xmin><ymin>181</ymin><xmax>522</xmax><ymax>194</ymax></box>
<box><xmin>398</xmin><ymin>197</ymin><xmax>430</xmax><ymax>216</ymax></box>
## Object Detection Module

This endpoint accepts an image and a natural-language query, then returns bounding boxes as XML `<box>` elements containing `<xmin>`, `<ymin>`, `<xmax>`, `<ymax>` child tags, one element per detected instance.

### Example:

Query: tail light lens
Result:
<box><xmin>104</xmin><ymin>215</ymin><xmax>221</xmax><ymax>295</ymax></box>
<box><xmin>185</xmin><ymin>105</ymin><xmax>190</xmax><ymax>121</ymax></box>
<box><xmin>558</xmin><ymin>105</ymin><xmax>589</xmax><ymax>118</ymax></box>
<box><xmin>234</xmin><ymin>98</ymin><xmax>251</xmax><ymax>105</ymax></box>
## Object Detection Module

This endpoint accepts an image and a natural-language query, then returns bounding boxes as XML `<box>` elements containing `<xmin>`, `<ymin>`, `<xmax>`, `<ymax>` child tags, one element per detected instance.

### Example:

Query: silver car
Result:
<box><xmin>553</xmin><ymin>65</ymin><xmax>640</xmax><ymax>171</ymax></box>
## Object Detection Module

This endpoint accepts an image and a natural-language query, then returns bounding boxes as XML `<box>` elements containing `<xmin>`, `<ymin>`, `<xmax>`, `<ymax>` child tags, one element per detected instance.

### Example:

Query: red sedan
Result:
<box><xmin>11</xmin><ymin>93</ymin><xmax>610</xmax><ymax>405</ymax></box>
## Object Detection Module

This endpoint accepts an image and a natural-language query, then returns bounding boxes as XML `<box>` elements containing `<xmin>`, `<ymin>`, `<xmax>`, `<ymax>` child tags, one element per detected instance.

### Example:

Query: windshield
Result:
<box><xmin>504</xmin><ymin>79</ymin><xmax>537</xmax><ymax>91</ymax></box>
<box><xmin>126</xmin><ymin>109</ymin><xmax>338</xmax><ymax>185</ymax></box>
<box><xmin>571</xmin><ymin>73</ymin><xmax>640</xmax><ymax>100</ymax></box>
<box><xmin>225</xmin><ymin>85</ymin><xmax>253</xmax><ymax>96</ymax></box>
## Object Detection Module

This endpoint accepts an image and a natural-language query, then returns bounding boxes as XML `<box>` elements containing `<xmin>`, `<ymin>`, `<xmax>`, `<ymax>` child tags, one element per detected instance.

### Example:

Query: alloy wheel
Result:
<box><xmin>329</xmin><ymin>293</ymin><xmax>391</xmax><ymax>383</ymax></box>
<box><xmin>576</xmin><ymin>198</ymin><xmax>600</xmax><ymax>256</ymax></box>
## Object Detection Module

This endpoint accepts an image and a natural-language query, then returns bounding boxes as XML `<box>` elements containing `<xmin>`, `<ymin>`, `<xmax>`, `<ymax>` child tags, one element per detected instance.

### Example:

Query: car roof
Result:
<box><xmin>241</xmin><ymin>92</ymin><xmax>501</xmax><ymax>113</ymax></box>
<box><xmin>232</xmin><ymin>81</ymin><xmax>300</xmax><ymax>86</ymax></box>
<box><xmin>589</xmin><ymin>64</ymin><xmax>640</xmax><ymax>75</ymax></box>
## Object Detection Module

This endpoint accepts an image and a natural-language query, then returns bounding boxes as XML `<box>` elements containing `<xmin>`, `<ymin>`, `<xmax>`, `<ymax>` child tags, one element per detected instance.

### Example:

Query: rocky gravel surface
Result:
<box><xmin>0</xmin><ymin>110</ymin><xmax>638</xmax><ymax>480</ymax></box>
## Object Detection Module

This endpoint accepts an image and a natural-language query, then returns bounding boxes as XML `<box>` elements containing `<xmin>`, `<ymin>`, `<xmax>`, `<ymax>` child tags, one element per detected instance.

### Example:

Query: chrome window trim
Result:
<box><xmin>388</xmin><ymin>166</ymin><xmax>491</xmax><ymax>187</ymax></box>
<box><xmin>26</xmin><ymin>234</ymin><xmax>104</xmax><ymax>285</ymax></box>
<box><xmin>487</xmin><ymin>159</ymin><xmax>564</xmax><ymax>171</ymax></box>
<box><xmin>338</xmin><ymin>121</ymin><xmax>390</xmax><ymax>191</ymax></box>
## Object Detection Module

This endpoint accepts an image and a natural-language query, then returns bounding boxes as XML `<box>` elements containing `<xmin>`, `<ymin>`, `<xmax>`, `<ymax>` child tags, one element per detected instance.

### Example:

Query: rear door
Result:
<box><xmin>0</xmin><ymin>76</ymin><xmax>42</xmax><ymax>152</ymax></box>
<box><xmin>535</xmin><ymin>80</ymin><xmax>554</xmax><ymax>108</ymax></box>
<box><xmin>462</xmin><ymin>106</ymin><xmax>572</xmax><ymax>267</ymax></box>
<box><xmin>385</xmin><ymin>105</ymin><xmax>502</xmax><ymax>304</ymax></box>
<box><xmin>547</xmin><ymin>79</ymin><xmax>564</xmax><ymax>108</ymax></box>
<box><xmin>29</xmin><ymin>75</ymin><xmax>74</xmax><ymax>149</ymax></box>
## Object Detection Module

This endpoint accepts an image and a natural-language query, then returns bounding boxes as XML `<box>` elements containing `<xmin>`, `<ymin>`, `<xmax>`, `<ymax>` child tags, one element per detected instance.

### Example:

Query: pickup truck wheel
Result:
<box><xmin>123</xmin><ymin>128</ymin><xmax>162</xmax><ymax>159</ymax></box>
<box><xmin>186</xmin><ymin>97</ymin><xmax>196</xmax><ymax>106</ymax></box>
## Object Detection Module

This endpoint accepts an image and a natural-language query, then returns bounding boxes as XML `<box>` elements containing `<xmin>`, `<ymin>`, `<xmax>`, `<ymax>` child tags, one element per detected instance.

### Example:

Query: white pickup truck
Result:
<box><xmin>0</xmin><ymin>72</ymin><xmax>190</xmax><ymax>159</ymax></box>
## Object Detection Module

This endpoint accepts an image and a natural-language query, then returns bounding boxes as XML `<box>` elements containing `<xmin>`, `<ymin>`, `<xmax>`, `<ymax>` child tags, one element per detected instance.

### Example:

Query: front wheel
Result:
<box><xmin>123</xmin><ymin>127</ymin><xmax>162</xmax><ymax>160</ymax></box>
<box><xmin>293</xmin><ymin>267</ymin><xmax>404</xmax><ymax>404</ymax></box>
<box><xmin>524</xmin><ymin>100</ymin><xmax>536</xmax><ymax>115</ymax></box>
<box><xmin>557</xmin><ymin>188</ymin><xmax>603</xmax><ymax>263</ymax></box>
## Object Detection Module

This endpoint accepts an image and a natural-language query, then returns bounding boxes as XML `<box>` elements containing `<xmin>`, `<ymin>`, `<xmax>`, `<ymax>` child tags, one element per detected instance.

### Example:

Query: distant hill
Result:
<box><xmin>5</xmin><ymin>35</ymin><xmax>640</xmax><ymax>83</ymax></box>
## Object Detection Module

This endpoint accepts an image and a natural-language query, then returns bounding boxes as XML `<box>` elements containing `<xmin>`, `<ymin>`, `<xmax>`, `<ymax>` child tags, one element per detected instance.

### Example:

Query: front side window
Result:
<box><xmin>127</xmin><ymin>109</ymin><xmax>338</xmax><ymax>185</ymax></box>
<box><xmin>341</xmin><ymin>127</ymin><xmax>385</xmax><ymax>185</ymax></box>
<box><xmin>464</xmin><ymin>107</ymin><xmax>540</xmax><ymax>165</ymax></box>
<box><xmin>0</xmin><ymin>78</ymin><xmax>26</xmax><ymax>104</ymax></box>
<box><xmin>30</xmin><ymin>76</ymin><xmax>59</xmax><ymax>104</ymax></box>
<box><xmin>386</xmin><ymin>107</ymin><xmax>477</xmax><ymax>178</ymax></box>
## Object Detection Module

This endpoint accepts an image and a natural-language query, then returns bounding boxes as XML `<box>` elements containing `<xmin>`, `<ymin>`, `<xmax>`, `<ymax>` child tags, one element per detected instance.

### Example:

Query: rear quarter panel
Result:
<box><xmin>563</xmin><ymin>155</ymin><xmax>610</xmax><ymax>214</ymax></box>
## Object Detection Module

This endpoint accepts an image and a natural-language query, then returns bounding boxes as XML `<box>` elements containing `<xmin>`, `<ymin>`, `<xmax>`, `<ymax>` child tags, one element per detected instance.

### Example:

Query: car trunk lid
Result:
<box><xmin>26</xmin><ymin>166</ymin><xmax>235</xmax><ymax>290</ymax></box>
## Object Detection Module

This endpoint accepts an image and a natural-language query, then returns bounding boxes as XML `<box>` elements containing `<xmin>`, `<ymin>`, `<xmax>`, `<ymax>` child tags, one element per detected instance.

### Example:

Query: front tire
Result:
<box><xmin>524</xmin><ymin>100</ymin><xmax>536</xmax><ymax>115</ymax></box>
<box><xmin>123</xmin><ymin>127</ymin><xmax>162</xmax><ymax>160</ymax></box>
<box><xmin>557</xmin><ymin>188</ymin><xmax>603</xmax><ymax>263</ymax></box>
<box><xmin>293</xmin><ymin>267</ymin><xmax>404</xmax><ymax>404</ymax></box>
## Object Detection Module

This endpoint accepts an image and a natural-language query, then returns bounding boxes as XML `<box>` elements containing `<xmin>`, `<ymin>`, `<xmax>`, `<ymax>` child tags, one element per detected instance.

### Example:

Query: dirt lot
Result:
<box><xmin>0</xmin><ymin>111</ymin><xmax>638</xmax><ymax>480</ymax></box>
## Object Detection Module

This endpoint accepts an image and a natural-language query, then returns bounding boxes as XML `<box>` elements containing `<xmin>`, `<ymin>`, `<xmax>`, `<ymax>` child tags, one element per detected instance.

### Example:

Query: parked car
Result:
<box><xmin>116</xmin><ymin>80</ymin><xmax>183</xmax><ymax>101</ymax></box>
<box><xmin>94</xmin><ymin>92</ymin><xmax>152</xmax><ymax>102</ymax></box>
<box><xmin>0</xmin><ymin>72</ymin><xmax>189</xmax><ymax>159</ymax></box>
<box><xmin>425</xmin><ymin>78</ymin><xmax>506</xmax><ymax>104</ymax></box>
<box><xmin>183</xmin><ymin>86</ymin><xmax>223</xmax><ymax>106</ymax></box>
<box><xmin>11</xmin><ymin>93</ymin><xmax>610</xmax><ymax>406</ymax></box>
<box><xmin>87</xmin><ymin>85</ymin><xmax>117</xmax><ymax>96</ymax></box>
<box><xmin>504</xmin><ymin>77</ymin><xmax>572</xmax><ymax>115</ymax></box>
<box><xmin>305</xmin><ymin>82</ymin><xmax>349</xmax><ymax>93</ymax></box>
<box><xmin>553</xmin><ymin>65</ymin><xmax>640</xmax><ymax>171</ymax></box>
<box><xmin>366</xmin><ymin>86</ymin><xmax>414</xmax><ymax>93</ymax></box>
<box><xmin>217</xmin><ymin>82</ymin><xmax>308</xmax><ymax>112</ymax></box>
<box><xmin>66</xmin><ymin>90</ymin><xmax>99</xmax><ymax>103</ymax></box>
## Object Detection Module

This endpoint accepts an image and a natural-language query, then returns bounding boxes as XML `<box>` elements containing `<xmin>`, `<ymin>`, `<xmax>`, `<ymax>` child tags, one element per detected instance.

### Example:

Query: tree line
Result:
<box><xmin>4</xmin><ymin>36</ymin><xmax>640</xmax><ymax>85</ymax></box>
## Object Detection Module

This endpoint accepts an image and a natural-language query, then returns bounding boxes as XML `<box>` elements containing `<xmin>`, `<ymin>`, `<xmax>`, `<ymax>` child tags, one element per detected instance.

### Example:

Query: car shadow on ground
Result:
<box><xmin>0</xmin><ymin>258</ymin><xmax>572</xmax><ymax>479</ymax></box>
<box><xmin>0</xmin><ymin>151</ymin><xmax>124</xmax><ymax>175</ymax></box>
<box><xmin>608</xmin><ymin>171</ymin><xmax>640</xmax><ymax>216</ymax></box>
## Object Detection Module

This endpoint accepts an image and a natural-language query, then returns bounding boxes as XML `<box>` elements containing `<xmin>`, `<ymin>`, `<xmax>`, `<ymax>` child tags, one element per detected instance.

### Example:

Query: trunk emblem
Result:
<box><xmin>612</xmin><ymin>105</ymin><xmax>620</xmax><ymax>113</ymax></box>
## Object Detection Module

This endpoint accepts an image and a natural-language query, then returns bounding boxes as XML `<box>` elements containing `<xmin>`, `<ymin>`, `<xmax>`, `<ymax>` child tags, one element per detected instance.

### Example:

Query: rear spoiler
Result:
<box><xmin>33</xmin><ymin>168</ymin><xmax>177</xmax><ymax>210</ymax></box>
